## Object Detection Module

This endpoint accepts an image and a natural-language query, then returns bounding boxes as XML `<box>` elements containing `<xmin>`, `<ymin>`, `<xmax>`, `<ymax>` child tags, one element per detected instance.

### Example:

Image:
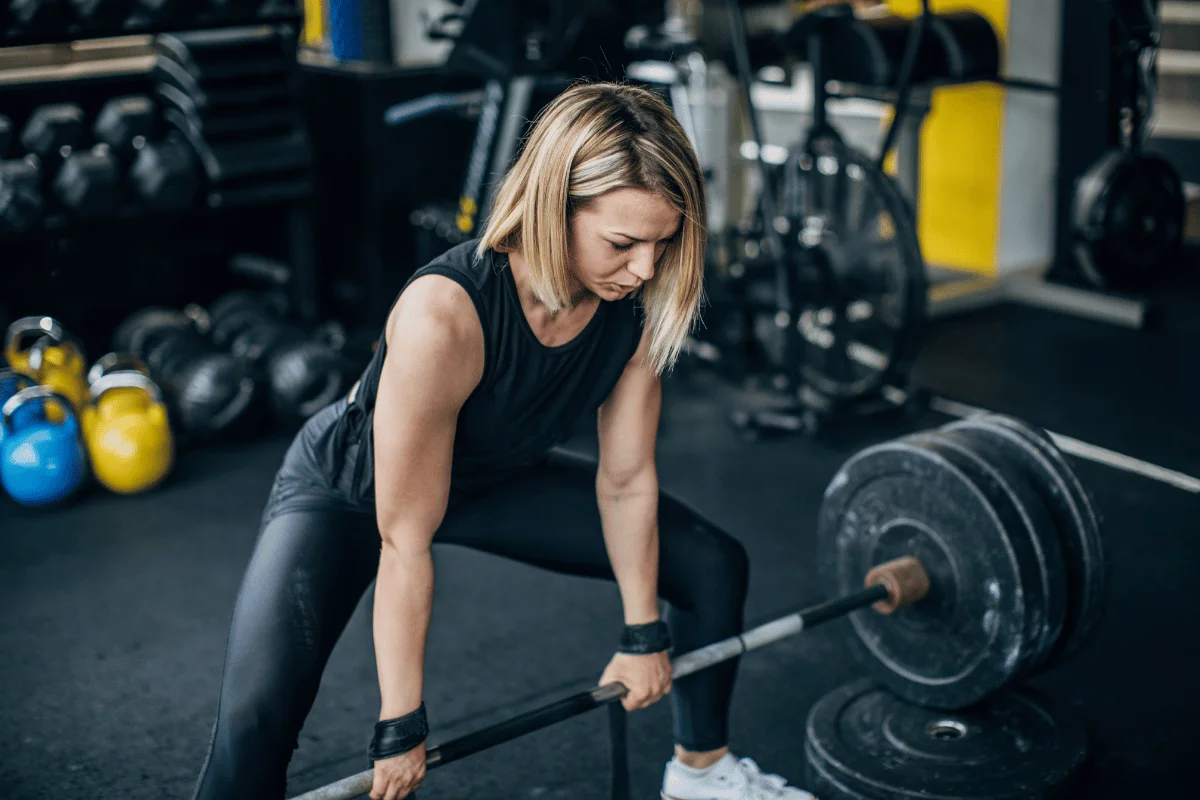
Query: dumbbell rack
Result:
<box><xmin>0</xmin><ymin>6</ymin><xmax>322</xmax><ymax>330</ymax></box>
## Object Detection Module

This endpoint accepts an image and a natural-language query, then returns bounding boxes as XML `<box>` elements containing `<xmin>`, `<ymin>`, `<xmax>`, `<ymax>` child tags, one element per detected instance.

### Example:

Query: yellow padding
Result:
<box><xmin>303</xmin><ymin>0</ymin><xmax>327</xmax><ymax>47</ymax></box>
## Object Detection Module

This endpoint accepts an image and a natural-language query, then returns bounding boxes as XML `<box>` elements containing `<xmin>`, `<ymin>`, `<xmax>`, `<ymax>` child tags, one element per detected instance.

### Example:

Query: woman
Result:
<box><xmin>192</xmin><ymin>82</ymin><xmax>815</xmax><ymax>800</ymax></box>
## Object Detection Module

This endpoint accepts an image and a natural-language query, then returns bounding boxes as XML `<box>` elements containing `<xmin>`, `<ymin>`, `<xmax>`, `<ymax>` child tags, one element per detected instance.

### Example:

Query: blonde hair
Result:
<box><xmin>478</xmin><ymin>82</ymin><xmax>707</xmax><ymax>375</ymax></box>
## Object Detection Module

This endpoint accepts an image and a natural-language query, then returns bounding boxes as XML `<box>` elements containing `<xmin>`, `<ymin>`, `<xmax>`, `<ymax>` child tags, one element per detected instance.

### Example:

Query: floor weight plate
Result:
<box><xmin>817</xmin><ymin>438</ymin><xmax>1032</xmax><ymax>710</ymax></box>
<box><xmin>944</xmin><ymin>415</ymin><xmax>1106</xmax><ymax>665</ymax></box>
<box><xmin>805</xmin><ymin>679</ymin><xmax>1089</xmax><ymax>800</ymax></box>
<box><xmin>929</xmin><ymin>428</ymin><xmax>1067</xmax><ymax>679</ymax></box>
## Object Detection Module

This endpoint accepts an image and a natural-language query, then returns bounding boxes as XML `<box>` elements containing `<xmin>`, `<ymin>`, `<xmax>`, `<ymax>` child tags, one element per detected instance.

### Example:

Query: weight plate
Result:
<box><xmin>816</xmin><ymin>437</ymin><xmax>1031</xmax><ymax>710</ymax></box>
<box><xmin>805</xmin><ymin>679</ymin><xmax>1089</xmax><ymax>800</ymax></box>
<box><xmin>780</xmin><ymin>136</ymin><xmax>927</xmax><ymax>401</ymax></box>
<box><xmin>928</xmin><ymin>428</ymin><xmax>1067</xmax><ymax>679</ymax></box>
<box><xmin>943</xmin><ymin>416</ymin><xmax>1105</xmax><ymax>666</ymax></box>
<box><xmin>1072</xmin><ymin>150</ymin><xmax>1184</xmax><ymax>291</ymax></box>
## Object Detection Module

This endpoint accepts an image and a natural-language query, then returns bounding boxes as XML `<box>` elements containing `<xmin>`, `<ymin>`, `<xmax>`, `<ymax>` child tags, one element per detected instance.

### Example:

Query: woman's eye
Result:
<box><xmin>612</xmin><ymin>241</ymin><xmax>634</xmax><ymax>252</ymax></box>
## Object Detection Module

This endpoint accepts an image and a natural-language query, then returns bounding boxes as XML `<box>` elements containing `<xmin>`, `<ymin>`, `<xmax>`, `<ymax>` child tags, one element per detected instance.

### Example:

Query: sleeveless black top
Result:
<box><xmin>333</xmin><ymin>240</ymin><xmax>645</xmax><ymax>501</ymax></box>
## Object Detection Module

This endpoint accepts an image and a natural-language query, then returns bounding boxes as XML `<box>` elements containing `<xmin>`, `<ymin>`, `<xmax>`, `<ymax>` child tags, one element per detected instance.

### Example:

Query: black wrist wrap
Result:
<box><xmin>618</xmin><ymin>620</ymin><xmax>671</xmax><ymax>655</ymax></box>
<box><xmin>368</xmin><ymin>702</ymin><xmax>429</xmax><ymax>761</ymax></box>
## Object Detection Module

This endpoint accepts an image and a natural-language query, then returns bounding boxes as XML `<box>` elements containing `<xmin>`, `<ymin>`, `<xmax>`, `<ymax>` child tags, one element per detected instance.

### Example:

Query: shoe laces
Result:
<box><xmin>734</xmin><ymin>757</ymin><xmax>789</xmax><ymax>798</ymax></box>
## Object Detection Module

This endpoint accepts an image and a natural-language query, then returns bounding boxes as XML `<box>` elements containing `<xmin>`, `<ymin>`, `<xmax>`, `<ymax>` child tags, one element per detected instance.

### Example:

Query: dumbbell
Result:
<box><xmin>93</xmin><ymin>95</ymin><xmax>200</xmax><ymax>212</ymax></box>
<box><xmin>112</xmin><ymin>307</ymin><xmax>263</xmax><ymax>439</ymax></box>
<box><xmin>19</xmin><ymin>103</ymin><xmax>119</xmax><ymax>219</ymax></box>
<box><xmin>204</xmin><ymin>292</ymin><xmax>347</xmax><ymax>421</ymax></box>
<box><xmin>0</xmin><ymin>158</ymin><xmax>45</xmax><ymax>235</ymax></box>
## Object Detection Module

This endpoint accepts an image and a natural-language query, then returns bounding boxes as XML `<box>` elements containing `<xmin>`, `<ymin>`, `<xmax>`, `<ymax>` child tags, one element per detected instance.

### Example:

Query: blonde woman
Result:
<box><xmin>191</xmin><ymin>83</ymin><xmax>816</xmax><ymax>800</ymax></box>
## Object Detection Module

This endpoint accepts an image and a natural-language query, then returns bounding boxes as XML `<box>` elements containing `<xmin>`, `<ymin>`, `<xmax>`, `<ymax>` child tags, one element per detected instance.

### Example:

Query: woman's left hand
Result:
<box><xmin>599</xmin><ymin>651</ymin><xmax>673</xmax><ymax>712</ymax></box>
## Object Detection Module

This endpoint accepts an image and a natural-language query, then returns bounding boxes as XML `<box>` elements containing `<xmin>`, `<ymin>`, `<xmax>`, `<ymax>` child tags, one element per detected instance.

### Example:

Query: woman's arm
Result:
<box><xmin>596</xmin><ymin>328</ymin><xmax>662</xmax><ymax>625</ymax></box>
<box><xmin>372</xmin><ymin>275</ymin><xmax>484</xmax><ymax>720</ymax></box>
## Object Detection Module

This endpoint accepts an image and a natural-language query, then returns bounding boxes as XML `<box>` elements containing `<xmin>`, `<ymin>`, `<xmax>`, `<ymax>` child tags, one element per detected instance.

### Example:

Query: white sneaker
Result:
<box><xmin>661</xmin><ymin>753</ymin><xmax>817</xmax><ymax>800</ymax></box>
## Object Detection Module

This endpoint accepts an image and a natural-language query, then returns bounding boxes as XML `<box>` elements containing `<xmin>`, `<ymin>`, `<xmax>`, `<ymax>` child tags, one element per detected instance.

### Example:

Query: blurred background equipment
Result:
<box><xmin>81</xmin><ymin>369</ymin><xmax>175</xmax><ymax>494</ymax></box>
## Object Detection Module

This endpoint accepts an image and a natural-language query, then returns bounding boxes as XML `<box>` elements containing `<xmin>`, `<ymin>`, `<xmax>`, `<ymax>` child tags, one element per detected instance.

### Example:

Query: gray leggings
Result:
<box><xmin>192</xmin><ymin>405</ymin><xmax>750</xmax><ymax>799</ymax></box>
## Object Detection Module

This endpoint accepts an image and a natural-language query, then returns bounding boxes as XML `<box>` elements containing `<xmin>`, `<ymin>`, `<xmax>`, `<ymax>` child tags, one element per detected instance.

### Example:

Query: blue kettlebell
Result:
<box><xmin>1</xmin><ymin>385</ymin><xmax>88</xmax><ymax>507</ymax></box>
<box><xmin>0</xmin><ymin>370</ymin><xmax>37</xmax><ymax>444</ymax></box>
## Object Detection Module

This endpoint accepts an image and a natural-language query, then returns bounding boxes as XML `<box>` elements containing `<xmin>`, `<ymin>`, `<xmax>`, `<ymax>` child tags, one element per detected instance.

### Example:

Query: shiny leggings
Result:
<box><xmin>192</xmin><ymin>419</ymin><xmax>750</xmax><ymax>799</ymax></box>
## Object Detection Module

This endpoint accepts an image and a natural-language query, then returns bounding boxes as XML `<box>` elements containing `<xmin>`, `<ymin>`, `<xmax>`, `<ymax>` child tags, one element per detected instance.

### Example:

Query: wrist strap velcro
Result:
<box><xmin>618</xmin><ymin>620</ymin><xmax>671</xmax><ymax>655</ymax></box>
<box><xmin>368</xmin><ymin>702</ymin><xmax>429</xmax><ymax>761</ymax></box>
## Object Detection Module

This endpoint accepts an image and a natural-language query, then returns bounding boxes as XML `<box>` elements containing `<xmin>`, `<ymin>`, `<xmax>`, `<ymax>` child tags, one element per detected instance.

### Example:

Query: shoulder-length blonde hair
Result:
<box><xmin>478</xmin><ymin>81</ymin><xmax>706</xmax><ymax>375</ymax></box>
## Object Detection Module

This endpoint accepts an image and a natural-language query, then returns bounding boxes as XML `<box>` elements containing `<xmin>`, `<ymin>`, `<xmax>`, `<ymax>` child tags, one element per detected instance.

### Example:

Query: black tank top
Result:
<box><xmin>334</xmin><ymin>240</ymin><xmax>644</xmax><ymax>501</ymax></box>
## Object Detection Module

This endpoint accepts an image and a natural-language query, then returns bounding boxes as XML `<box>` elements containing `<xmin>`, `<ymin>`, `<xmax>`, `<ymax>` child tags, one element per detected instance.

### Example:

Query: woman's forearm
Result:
<box><xmin>596</xmin><ymin>468</ymin><xmax>661</xmax><ymax>624</ymax></box>
<box><xmin>373</xmin><ymin>540</ymin><xmax>435</xmax><ymax>720</ymax></box>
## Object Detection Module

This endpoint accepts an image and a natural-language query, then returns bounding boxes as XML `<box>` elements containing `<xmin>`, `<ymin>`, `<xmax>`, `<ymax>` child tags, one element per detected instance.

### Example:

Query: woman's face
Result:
<box><xmin>568</xmin><ymin>188</ymin><xmax>682</xmax><ymax>302</ymax></box>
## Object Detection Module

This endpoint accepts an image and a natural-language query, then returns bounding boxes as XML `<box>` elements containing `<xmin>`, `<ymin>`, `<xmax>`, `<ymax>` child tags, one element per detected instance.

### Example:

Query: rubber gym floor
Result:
<box><xmin>3</xmin><ymin>272</ymin><xmax>1198</xmax><ymax>800</ymax></box>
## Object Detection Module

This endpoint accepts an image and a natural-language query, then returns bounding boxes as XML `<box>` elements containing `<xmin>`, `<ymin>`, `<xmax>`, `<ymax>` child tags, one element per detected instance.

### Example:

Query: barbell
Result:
<box><xmin>289</xmin><ymin>412</ymin><xmax>1105</xmax><ymax>800</ymax></box>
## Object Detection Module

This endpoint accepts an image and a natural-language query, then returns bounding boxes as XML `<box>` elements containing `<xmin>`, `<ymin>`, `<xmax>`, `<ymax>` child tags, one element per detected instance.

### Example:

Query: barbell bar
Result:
<box><xmin>288</xmin><ymin>557</ymin><xmax>929</xmax><ymax>800</ymax></box>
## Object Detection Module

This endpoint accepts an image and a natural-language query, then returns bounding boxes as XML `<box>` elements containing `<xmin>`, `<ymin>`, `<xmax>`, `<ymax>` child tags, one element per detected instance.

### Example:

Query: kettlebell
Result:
<box><xmin>82</xmin><ymin>371</ymin><xmax>174</xmax><ymax>495</ymax></box>
<box><xmin>1</xmin><ymin>385</ymin><xmax>88</xmax><ymax>507</ymax></box>
<box><xmin>87</xmin><ymin>351</ymin><xmax>151</xmax><ymax>386</ymax></box>
<box><xmin>28</xmin><ymin>334</ymin><xmax>89</xmax><ymax>411</ymax></box>
<box><xmin>0</xmin><ymin>370</ymin><xmax>36</xmax><ymax>442</ymax></box>
<box><xmin>4</xmin><ymin>316</ymin><xmax>69</xmax><ymax>376</ymax></box>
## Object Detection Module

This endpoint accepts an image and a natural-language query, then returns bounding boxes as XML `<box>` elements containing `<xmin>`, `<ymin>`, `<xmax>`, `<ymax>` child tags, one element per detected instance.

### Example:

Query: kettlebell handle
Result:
<box><xmin>1</xmin><ymin>385</ymin><xmax>77</xmax><ymax>431</ymax></box>
<box><xmin>89</xmin><ymin>370</ymin><xmax>165</xmax><ymax>405</ymax></box>
<box><xmin>88</xmin><ymin>352</ymin><xmax>151</xmax><ymax>386</ymax></box>
<box><xmin>5</xmin><ymin>316</ymin><xmax>68</xmax><ymax>353</ymax></box>
<box><xmin>28</xmin><ymin>334</ymin><xmax>87</xmax><ymax>374</ymax></box>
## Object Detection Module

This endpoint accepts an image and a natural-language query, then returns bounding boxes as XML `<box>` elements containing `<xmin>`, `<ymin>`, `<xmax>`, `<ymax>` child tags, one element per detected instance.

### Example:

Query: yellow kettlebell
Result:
<box><xmin>29</xmin><ymin>336</ymin><xmax>89</xmax><ymax>412</ymax></box>
<box><xmin>82</xmin><ymin>371</ymin><xmax>175</xmax><ymax>495</ymax></box>
<box><xmin>5</xmin><ymin>316</ymin><xmax>70</xmax><ymax>376</ymax></box>
<box><xmin>87</xmin><ymin>352</ymin><xmax>151</xmax><ymax>386</ymax></box>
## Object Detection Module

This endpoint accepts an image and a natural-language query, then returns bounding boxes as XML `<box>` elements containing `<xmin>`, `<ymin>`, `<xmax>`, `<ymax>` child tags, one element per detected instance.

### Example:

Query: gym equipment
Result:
<box><xmin>291</xmin><ymin>556</ymin><xmax>931</xmax><ymax>800</ymax></box>
<box><xmin>28</xmin><ymin>335</ymin><xmax>90</xmax><ymax>412</ymax></box>
<box><xmin>1072</xmin><ymin>0</ymin><xmax>1185</xmax><ymax>291</ymax></box>
<box><xmin>804</xmin><ymin>679</ymin><xmax>1088</xmax><ymax>800</ymax></box>
<box><xmin>82</xmin><ymin>370</ymin><xmax>174</xmax><ymax>494</ymax></box>
<box><xmin>0</xmin><ymin>158</ymin><xmax>45</xmax><ymax>234</ymax></box>
<box><xmin>817</xmin><ymin>415</ymin><xmax>1103</xmax><ymax>710</ymax></box>
<box><xmin>20</xmin><ymin>104</ymin><xmax>85</xmax><ymax>163</ymax></box>
<box><xmin>52</xmin><ymin>147</ymin><xmax>121</xmax><ymax>218</ymax></box>
<box><xmin>942</xmin><ymin>416</ymin><xmax>1105</xmax><ymax>666</ymax></box>
<box><xmin>203</xmin><ymin>291</ymin><xmax>346</xmax><ymax>421</ymax></box>
<box><xmin>4</xmin><ymin>316</ymin><xmax>82</xmax><ymax>381</ymax></box>
<box><xmin>87</xmin><ymin>351</ymin><xmax>151</xmax><ymax>385</ymax></box>
<box><xmin>0</xmin><ymin>370</ymin><xmax>36</xmax><ymax>441</ymax></box>
<box><xmin>94</xmin><ymin>95</ymin><xmax>156</xmax><ymax>154</ymax></box>
<box><xmin>1</xmin><ymin>386</ymin><xmax>88</xmax><ymax>507</ymax></box>
<box><xmin>1073</xmin><ymin>152</ymin><xmax>1184</xmax><ymax>291</ymax></box>
<box><xmin>92</xmin><ymin>94</ymin><xmax>201</xmax><ymax>212</ymax></box>
<box><xmin>112</xmin><ymin>307</ymin><xmax>261</xmax><ymax>438</ymax></box>
<box><xmin>291</xmin><ymin>416</ymin><xmax>1106</xmax><ymax>800</ymax></box>
<box><xmin>786</xmin><ymin>9</ymin><xmax>1000</xmax><ymax>87</ymax></box>
<box><xmin>697</xmin><ymin>2</ymin><xmax>927</xmax><ymax>435</ymax></box>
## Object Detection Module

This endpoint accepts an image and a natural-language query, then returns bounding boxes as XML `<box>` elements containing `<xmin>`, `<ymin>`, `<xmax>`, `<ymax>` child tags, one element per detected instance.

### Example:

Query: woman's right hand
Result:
<box><xmin>369</xmin><ymin>742</ymin><xmax>427</xmax><ymax>800</ymax></box>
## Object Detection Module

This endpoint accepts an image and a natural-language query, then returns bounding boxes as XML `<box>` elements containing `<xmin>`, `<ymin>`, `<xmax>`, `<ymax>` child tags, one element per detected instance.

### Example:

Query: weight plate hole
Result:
<box><xmin>926</xmin><ymin>720</ymin><xmax>968</xmax><ymax>740</ymax></box>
